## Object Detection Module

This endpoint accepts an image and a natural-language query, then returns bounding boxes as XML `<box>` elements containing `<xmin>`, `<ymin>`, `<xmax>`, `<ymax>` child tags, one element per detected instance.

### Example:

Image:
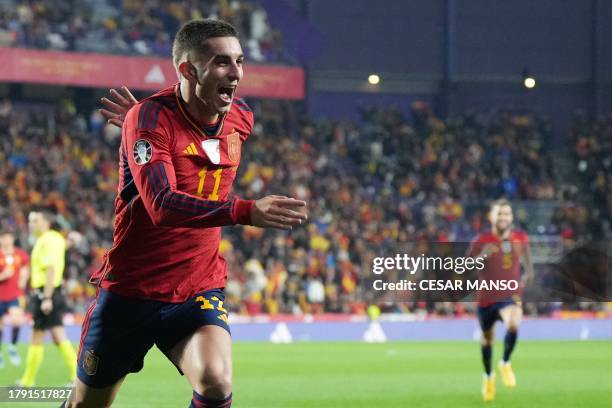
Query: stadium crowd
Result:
<box><xmin>0</xmin><ymin>0</ymin><xmax>290</xmax><ymax>63</ymax></box>
<box><xmin>557</xmin><ymin>111</ymin><xmax>612</xmax><ymax>240</ymax></box>
<box><xmin>1</xmin><ymin>94</ymin><xmax>609</xmax><ymax>316</ymax></box>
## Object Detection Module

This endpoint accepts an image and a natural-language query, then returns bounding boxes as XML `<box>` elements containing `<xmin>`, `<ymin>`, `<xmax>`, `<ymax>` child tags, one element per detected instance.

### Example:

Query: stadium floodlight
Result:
<box><xmin>524</xmin><ymin>77</ymin><xmax>536</xmax><ymax>89</ymax></box>
<box><xmin>522</xmin><ymin>68</ymin><xmax>536</xmax><ymax>89</ymax></box>
<box><xmin>368</xmin><ymin>74</ymin><xmax>380</xmax><ymax>85</ymax></box>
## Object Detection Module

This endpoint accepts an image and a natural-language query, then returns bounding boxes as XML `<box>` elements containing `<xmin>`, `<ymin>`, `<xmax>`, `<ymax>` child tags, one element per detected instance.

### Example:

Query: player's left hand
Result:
<box><xmin>100</xmin><ymin>86</ymin><xmax>139</xmax><ymax>128</ymax></box>
<box><xmin>40</xmin><ymin>298</ymin><xmax>53</xmax><ymax>315</ymax></box>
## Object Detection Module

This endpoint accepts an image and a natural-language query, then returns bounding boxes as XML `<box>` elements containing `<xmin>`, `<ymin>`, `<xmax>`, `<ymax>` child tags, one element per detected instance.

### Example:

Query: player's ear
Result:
<box><xmin>178</xmin><ymin>62</ymin><xmax>197</xmax><ymax>82</ymax></box>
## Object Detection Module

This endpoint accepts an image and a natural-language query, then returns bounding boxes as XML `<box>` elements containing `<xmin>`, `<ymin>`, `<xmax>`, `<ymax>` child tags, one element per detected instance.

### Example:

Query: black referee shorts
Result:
<box><xmin>29</xmin><ymin>288</ymin><xmax>68</xmax><ymax>330</ymax></box>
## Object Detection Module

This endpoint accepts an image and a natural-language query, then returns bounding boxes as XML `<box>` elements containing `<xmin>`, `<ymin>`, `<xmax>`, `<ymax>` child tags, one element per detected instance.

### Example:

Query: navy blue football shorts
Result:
<box><xmin>477</xmin><ymin>300</ymin><xmax>516</xmax><ymax>332</ymax></box>
<box><xmin>77</xmin><ymin>288</ymin><xmax>230</xmax><ymax>388</ymax></box>
<box><xmin>0</xmin><ymin>298</ymin><xmax>19</xmax><ymax>316</ymax></box>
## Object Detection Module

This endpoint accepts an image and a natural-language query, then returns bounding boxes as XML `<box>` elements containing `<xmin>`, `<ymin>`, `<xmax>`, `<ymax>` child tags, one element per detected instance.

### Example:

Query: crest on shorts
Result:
<box><xmin>227</xmin><ymin>130</ymin><xmax>241</xmax><ymax>163</ymax></box>
<box><xmin>201</xmin><ymin>139</ymin><xmax>221</xmax><ymax>164</ymax></box>
<box><xmin>133</xmin><ymin>139</ymin><xmax>153</xmax><ymax>165</ymax></box>
<box><xmin>82</xmin><ymin>349</ymin><xmax>99</xmax><ymax>376</ymax></box>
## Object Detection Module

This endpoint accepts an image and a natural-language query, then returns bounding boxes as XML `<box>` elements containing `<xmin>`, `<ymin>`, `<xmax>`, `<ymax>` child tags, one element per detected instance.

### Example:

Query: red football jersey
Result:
<box><xmin>468</xmin><ymin>229</ymin><xmax>529</xmax><ymax>306</ymax></box>
<box><xmin>0</xmin><ymin>247</ymin><xmax>29</xmax><ymax>301</ymax></box>
<box><xmin>94</xmin><ymin>84</ymin><xmax>255</xmax><ymax>302</ymax></box>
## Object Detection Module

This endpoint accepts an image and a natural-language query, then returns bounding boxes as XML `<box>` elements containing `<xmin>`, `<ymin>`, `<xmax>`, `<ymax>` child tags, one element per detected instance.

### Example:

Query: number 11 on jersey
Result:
<box><xmin>196</xmin><ymin>166</ymin><xmax>222</xmax><ymax>200</ymax></box>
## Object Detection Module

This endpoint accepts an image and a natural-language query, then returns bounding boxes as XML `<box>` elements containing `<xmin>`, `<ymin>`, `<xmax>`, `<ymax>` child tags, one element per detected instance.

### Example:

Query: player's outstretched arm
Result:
<box><xmin>122</xmin><ymin>100</ymin><xmax>264</xmax><ymax>229</ymax></box>
<box><xmin>100</xmin><ymin>86</ymin><xmax>138</xmax><ymax>128</ymax></box>
<box><xmin>122</xmin><ymin>100</ymin><xmax>308</xmax><ymax>230</ymax></box>
<box><xmin>250</xmin><ymin>195</ymin><xmax>308</xmax><ymax>230</ymax></box>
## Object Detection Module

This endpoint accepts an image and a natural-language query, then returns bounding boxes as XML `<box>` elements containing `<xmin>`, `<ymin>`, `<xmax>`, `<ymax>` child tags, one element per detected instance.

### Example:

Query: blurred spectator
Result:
<box><xmin>0</xmin><ymin>0</ymin><xmax>293</xmax><ymax>63</ymax></box>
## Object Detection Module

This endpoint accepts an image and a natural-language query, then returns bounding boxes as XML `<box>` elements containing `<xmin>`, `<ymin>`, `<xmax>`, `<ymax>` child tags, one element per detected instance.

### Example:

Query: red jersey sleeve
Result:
<box><xmin>123</xmin><ymin>101</ymin><xmax>254</xmax><ymax>228</ymax></box>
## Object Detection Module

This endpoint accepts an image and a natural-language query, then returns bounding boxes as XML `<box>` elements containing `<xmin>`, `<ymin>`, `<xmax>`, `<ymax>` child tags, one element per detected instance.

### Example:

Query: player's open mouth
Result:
<box><xmin>218</xmin><ymin>85</ymin><xmax>236</xmax><ymax>104</ymax></box>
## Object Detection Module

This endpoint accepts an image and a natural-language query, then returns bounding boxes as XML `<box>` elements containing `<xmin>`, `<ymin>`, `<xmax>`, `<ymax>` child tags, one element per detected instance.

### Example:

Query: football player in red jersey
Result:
<box><xmin>67</xmin><ymin>19</ymin><xmax>307</xmax><ymax>408</ymax></box>
<box><xmin>0</xmin><ymin>231</ymin><xmax>29</xmax><ymax>367</ymax></box>
<box><xmin>468</xmin><ymin>199</ymin><xmax>534</xmax><ymax>401</ymax></box>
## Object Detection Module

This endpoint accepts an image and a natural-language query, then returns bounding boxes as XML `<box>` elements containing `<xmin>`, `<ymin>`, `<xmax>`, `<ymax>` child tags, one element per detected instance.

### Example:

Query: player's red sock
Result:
<box><xmin>503</xmin><ymin>330</ymin><xmax>518</xmax><ymax>362</ymax></box>
<box><xmin>189</xmin><ymin>391</ymin><xmax>232</xmax><ymax>408</ymax></box>
<box><xmin>481</xmin><ymin>344</ymin><xmax>492</xmax><ymax>375</ymax></box>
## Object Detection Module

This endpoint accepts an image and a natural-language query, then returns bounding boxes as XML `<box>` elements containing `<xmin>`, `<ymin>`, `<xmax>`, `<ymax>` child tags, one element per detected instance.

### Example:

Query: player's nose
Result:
<box><xmin>228</xmin><ymin>63</ymin><xmax>242</xmax><ymax>82</ymax></box>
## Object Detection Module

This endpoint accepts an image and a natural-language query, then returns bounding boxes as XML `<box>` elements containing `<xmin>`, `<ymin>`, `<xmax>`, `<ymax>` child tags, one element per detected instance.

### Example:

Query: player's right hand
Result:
<box><xmin>100</xmin><ymin>86</ymin><xmax>139</xmax><ymax>128</ymax></box>
<box><xmin>250</xmin><ymin>195</ymin><xmax>308</xmax><ymax>230</ymax></box>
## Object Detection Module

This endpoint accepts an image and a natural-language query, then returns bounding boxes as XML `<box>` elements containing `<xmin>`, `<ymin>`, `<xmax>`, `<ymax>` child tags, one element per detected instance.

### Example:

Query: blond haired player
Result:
<box><xmin>468</xmin><ymin>199</ymin><xmax>534</xmax><ymax>401</ymax></box>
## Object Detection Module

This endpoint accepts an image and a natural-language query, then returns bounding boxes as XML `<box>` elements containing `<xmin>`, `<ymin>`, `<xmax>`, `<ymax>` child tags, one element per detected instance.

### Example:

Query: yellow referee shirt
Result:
<box><xmin>30</xmin><ymin>230</ymin><xmax>66</xmax><ymax>289</ymax></box>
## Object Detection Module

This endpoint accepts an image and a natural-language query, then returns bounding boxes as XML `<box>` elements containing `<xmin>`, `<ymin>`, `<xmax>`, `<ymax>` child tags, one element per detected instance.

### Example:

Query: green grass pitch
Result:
<box><xmin>0</xmin><ymin>340</ymin><xmax>609</xmax><ymax>407</ymax></box>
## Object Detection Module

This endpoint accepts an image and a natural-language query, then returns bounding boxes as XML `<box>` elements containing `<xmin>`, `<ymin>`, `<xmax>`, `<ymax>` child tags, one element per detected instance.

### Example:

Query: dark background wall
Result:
<box><xmin>308</xmin><ymin>0</ymin><xmax>444</xmax><ymax>75</ymax></box>
<box><xmin>452</xmin><ymin>0</ymin><xmax>592</xmax><ymax>77</ymax></box>
<box><xmin>287</xmin><ymin>0</ymin><xmax>611</xmax><ymax>129</ymax></box>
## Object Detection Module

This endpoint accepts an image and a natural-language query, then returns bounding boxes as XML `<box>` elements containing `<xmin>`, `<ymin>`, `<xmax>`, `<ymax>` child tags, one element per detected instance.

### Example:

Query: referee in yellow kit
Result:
<box><xmin>18</xmin><ymin>209</ymin><xmax>76</xmax><ymax>387</ymax></box>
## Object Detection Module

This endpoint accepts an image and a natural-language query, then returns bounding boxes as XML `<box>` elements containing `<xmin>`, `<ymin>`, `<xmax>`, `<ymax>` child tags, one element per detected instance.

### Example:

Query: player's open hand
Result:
<box><xmin>251</xmin><ymin>195</ymin><xmax>308</xmax><ymax>230</ymax></box>
<box><xmin>100</xmin><ymin>86</ymin><xmax>139</xmax><ymax>128</ymax></box>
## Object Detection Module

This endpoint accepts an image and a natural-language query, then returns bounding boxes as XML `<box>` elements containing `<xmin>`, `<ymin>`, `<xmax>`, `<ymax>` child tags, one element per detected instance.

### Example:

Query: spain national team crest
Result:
<box><xmin>82</xmin><ymin>349</ymin><xmax>99</xmax><ymax>376</ymax></box>
<box><xmin>133</xmin><ymin>139</ymin><xmax>153</xmax><ymax>165</ymax></box>
<box><xmin>227</xmin><ymin>130</ymin><xmax>241</xmax><ymax>163</ymax></box>
<box><xmin>201</xmin><ymin>139</ymin><xmax>221</xmax><ymax>164</ymax></box>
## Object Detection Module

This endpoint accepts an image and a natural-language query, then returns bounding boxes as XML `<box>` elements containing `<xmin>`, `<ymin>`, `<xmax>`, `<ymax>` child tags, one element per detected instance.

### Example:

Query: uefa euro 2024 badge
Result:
<box><xmin>133</xmin><ymin>139</ymin><xmax>153</xmax><ymax>165</ymax></box>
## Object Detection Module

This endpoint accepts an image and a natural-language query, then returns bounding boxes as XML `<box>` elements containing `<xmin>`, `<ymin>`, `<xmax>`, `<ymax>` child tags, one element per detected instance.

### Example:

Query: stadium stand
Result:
<box><xmin>0</xmin><ymin>0</ymin><xmax>609</xmax><ymax>319</ymax></box>
<box><xmin>0</xmin><ymin>0</ymin><xmax>289</xmax><ymax>62</ymax></box>
<box><xmin>0</xmin><ymin>96</ymin><xmax>609</xmax><ymax>315</ymax></box>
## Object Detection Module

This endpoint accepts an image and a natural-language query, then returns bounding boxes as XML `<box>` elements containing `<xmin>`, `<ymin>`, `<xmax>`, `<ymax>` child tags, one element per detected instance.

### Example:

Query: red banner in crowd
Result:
<box><xmin>0</xmin><ymin>47</ymin><xmax>304</xmax><ymax>99</ymax></box>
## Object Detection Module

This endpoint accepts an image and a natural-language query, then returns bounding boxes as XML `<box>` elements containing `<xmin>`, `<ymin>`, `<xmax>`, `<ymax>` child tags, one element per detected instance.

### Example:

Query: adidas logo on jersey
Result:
<box><xmin>183</xmin><ymin>142</ymin><xmax>198</xmax><ymax>155</ymax></box>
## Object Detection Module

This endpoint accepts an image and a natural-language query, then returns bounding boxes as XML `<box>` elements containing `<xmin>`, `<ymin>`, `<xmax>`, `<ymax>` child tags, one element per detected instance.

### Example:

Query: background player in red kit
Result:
<box><xmin>67</xmin><ymin>19</ymin><xmax>307</xmax><ymax>407</ymax></box>
<box><xmin>468</xmin><ymin>199</ymin><xmax>534</xmax><ymax>401</ymax></box>
<box><xmin>0</xmin><ymin>231</ymin><xmax>29</xmax><ymax>367</ymax></box>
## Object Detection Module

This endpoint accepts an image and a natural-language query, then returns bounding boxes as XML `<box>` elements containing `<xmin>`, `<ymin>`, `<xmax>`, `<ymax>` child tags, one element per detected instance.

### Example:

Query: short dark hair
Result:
<box><xmin>172</xmin><ymin>19</ymin><xmax>239</xmax><ymax>66</ymax></box>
